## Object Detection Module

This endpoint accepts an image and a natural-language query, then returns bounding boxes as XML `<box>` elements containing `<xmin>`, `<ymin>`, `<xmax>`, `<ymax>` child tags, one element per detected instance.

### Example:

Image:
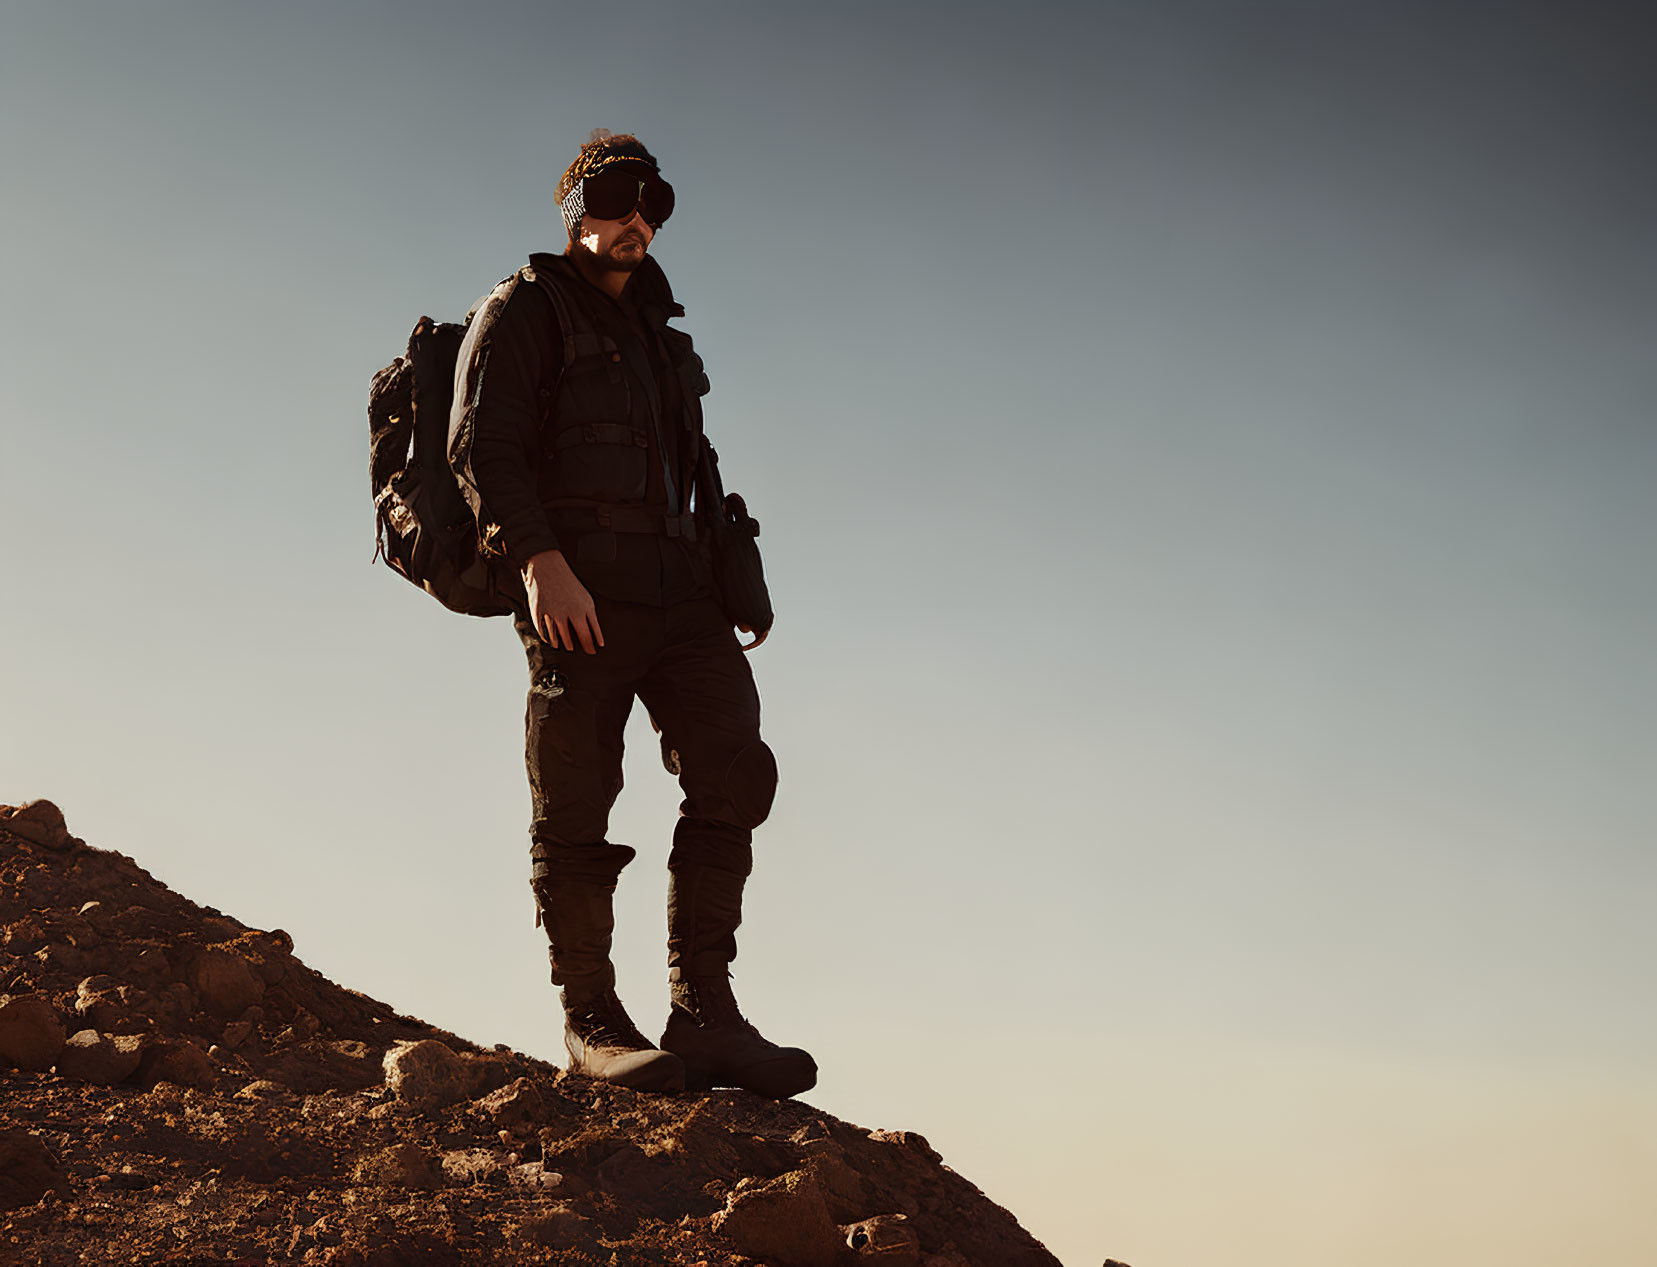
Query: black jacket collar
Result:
<box><xmin>527</xmin><ymin>251</ymin><xmax>686</xmax><ymax>326</ymax></box>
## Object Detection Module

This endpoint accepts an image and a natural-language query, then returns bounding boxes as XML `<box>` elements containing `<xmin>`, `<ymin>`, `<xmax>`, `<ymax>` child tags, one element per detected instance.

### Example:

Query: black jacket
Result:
<box><xmin>450</xmin><ymin>252</ymin><xmax>713</xmax><ymax>607</ymax></box>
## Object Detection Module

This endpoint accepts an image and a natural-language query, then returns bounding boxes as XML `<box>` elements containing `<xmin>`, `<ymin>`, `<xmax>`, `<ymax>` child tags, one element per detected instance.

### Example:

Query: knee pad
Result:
<box><xmin>724</xmin><ymin>741</ymin><xmax>778</xmax><ymax>829</ymax></box>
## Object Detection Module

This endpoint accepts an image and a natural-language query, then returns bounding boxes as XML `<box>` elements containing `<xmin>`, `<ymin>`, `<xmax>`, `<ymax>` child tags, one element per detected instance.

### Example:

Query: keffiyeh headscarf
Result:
<box><xmin>557</xmin><ymin>130</ymin><xmax>660</xmax><ymax>241</ymax></box>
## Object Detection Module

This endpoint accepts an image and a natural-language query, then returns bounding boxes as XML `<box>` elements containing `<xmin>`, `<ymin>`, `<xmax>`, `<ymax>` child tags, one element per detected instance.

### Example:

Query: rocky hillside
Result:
<box><xmin>0</xmin><ymin>800</ymin><xmax>1082</xmax><ymax>1266</ymax></box>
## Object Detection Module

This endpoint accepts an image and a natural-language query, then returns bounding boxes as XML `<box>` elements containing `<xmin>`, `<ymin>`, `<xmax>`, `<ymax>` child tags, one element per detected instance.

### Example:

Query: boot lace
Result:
<box><xmin>675</xmin><ymin>976</ymin><xmax>759</xmax><ymax>1035</ymax></box>
<box><xmin>568</xmin><ymin>991</ymin><xmax>651</xmax><ymax>1050</ymax></box>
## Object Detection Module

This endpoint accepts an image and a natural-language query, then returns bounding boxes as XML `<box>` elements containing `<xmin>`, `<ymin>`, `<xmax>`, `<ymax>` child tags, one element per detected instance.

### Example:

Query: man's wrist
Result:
<box><xmin>522</xmin><ymin>549</ymin><xmax>564</xmax><ymax>580</ymax></box>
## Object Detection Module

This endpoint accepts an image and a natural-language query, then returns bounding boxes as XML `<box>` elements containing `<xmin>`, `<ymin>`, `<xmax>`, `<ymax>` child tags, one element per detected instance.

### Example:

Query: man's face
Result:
<box><xmin>576</xmin><ymin>206</ymin><xmax>653</xmax><ymax>273</ymax></box>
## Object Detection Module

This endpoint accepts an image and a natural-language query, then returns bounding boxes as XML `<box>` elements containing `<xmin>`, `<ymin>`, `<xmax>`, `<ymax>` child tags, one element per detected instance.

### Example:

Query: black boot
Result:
<box><xmin>663</xmin><ymin>972</ymin><xmax>818</xmax><ymax>1098</ymax></box>
<box><xmin>659</xmin><ymin>853</ymin><xmax>816</xmax><ymax>1099</ymax></box>
<box><xmin>531</xmin><ymin>841</ymin><xmax>685</xmax><ymax>1092</ymax></box>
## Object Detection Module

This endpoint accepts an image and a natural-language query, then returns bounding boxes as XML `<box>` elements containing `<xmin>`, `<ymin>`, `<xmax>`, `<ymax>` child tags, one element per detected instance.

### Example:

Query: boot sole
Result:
<box><xmin>680</xmin><ymin>1056</ymin><xmax>816</xmax><ymax>1099</ymax></box>
<box><xmin>568</xmin><ymin>1061</ymin><xmax>687</xmax><ymax>1093</ymax></box>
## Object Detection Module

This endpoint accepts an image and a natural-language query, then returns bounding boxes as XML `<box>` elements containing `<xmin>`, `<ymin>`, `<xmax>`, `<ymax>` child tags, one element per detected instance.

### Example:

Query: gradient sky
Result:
<box><xmin>3</xmin><ymin>4</ymin><xmax>1654</xmax><ymax>1265</ymax></box>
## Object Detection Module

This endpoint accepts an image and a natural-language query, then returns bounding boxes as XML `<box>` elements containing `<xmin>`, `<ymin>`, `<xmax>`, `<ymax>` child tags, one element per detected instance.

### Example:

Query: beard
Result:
<box><xmin>577</xmin><ymin>231</ymin><xmax>648</xmax><ymax>273</ymax></box>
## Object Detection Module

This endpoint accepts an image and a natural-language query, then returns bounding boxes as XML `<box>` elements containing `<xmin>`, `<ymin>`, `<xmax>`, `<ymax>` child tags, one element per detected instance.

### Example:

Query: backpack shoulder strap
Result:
<box><xmin>523</xmin><ymin>261</ymin><xmax>605</xmax><ymax>376</ymax></box>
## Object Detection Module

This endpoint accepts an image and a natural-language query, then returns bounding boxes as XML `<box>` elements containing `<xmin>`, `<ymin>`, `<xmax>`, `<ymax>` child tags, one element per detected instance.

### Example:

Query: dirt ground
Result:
<box><xmin>1</xmin><ymin>801</ymin><xmax>1069</xmax><ymax>1267</ymax></box>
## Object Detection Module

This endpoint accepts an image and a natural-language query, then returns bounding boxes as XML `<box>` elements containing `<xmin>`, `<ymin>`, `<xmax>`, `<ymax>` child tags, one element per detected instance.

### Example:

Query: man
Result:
<box><xmin>449</xmin><ymin>131</ymin><xmax>814</xmax><ymax>1098</ymax></box>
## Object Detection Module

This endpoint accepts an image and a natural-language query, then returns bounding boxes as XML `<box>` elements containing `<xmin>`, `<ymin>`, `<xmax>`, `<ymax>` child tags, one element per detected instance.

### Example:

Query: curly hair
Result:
<box><xmin>555</xmin><ymin>129</ymin><xmax>659</xmax><ymax>205</ymax></box>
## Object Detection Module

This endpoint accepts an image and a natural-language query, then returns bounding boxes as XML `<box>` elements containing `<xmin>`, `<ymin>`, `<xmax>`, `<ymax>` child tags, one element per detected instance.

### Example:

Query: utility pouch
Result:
<box><xmin>697</xmin><ymin>440</ymin><xmax>773</xmax><ymax>650</ymax></box>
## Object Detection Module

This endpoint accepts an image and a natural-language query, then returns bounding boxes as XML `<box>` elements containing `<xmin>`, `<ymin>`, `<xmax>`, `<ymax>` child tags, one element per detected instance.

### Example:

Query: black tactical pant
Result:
<box><xmin>515</xmin><ymin>595</ymin><xmax>776</xmax><ymax>878</ymax></box>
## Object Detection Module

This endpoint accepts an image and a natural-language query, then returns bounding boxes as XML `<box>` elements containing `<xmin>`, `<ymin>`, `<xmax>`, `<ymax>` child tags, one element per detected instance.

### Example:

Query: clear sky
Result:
<box><xmin>3</xmin><ymin>3</ymin><xmax>1654</xmax><ymax>1264</ymax></box>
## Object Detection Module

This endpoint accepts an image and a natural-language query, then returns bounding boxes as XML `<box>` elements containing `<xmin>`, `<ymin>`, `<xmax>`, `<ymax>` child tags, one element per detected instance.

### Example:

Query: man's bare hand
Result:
<box><xmin>523</xmin><ymin>550</ymin><xmax>604</xmax><ymax>654</ymax></box>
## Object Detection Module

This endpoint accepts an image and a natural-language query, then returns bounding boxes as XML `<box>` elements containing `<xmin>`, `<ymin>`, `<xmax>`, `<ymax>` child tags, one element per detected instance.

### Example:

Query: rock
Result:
<box><xmin>75</xmin><ymin>975</ymin><xmax>145</xmax><ymax>1030</ymax></box>
<box><xmin>508</xmin><ymin>1161</ymin><xmax>567</xmax><ymax>1192</ymax></box>
<box><xmin>31</xmin><ymin>941</ymin><xmax>92</xmax><ymax>977</ymax></box>
<box><xmin>382</xmin><ymin>1039</ymin><xmax>478</xmax><ymax>1111</ymax></box>
<box><xmin>844</xmin><ymin>1213</ymin><xmax>921</xmax><ymax>1263</ymax></box>
<box><xmin>144</xmin><ymin>1080</ymin><xmax>186</xmax><ymax>1108</ymax></box>
<box><xmin>191</xmin><ymin>947</ymin><xmax>264</xmax><ymax>1016</ymax></box>
<box><xmin>327</xmin><ymin>1037</ymin><xmax>371</xmax><ymax>1062</ymax></box>
<box><xmin>128</xmin><ymin>945</ymin><xmax>172</xmax><ymax>987</ymax></box>
<box><xmin>0</xmin><ymin>800</ymin><xmax>83</xmax><ymax>851</ymax></box>
<box><xmin>235</xmin><ymin>1080</ymin><xmax>293</xmax><ymax>1101</ymax></box>
<box><xmin>868</xmin><ymin>1129</ymin><xmax>943</xmax><ymax>1165</ymax></box>
<box><xmin>0</xmin><ymin>1127</ymin><xmax>64</xmax><ymax>1210</ymax></box>
<box><xmin>474</xmin><ymin>1075</ymin><xmax>544</xmax><ymax>1132</ymax></box>
<box><xmin>220</xmin><ymin>1019</ymin><xmax>255</xmax><ymax>1049</ymax></box>
<box><xmin>56</xmin><ymin>1030</ymin><xmax>146</xmax><ymax>1085</ymax></box>
<box><xmin>135</xmin><ymin>1039</ymin><xmax>217</xmax><ymax>1090</ymax></box>
<box><xmin>0</xmin><ymin>993</ymin><xmax>66</xmax><ymax>1071</ymax></box>
<box><xmin>804</xmin><ymin>1146</ymin><xmax>869</xmax><ymax>1220</ymax></box>
<box><xmin>516</xmin><ymin>1203</ymin><xmax>592</xmax><ymax>1250</ymax></box>
<box><xmin>154</xmin><ymin>982</ymin><xmax>198</xmax><ymax>1023</ymax></box>
<box><xmin>239</xmin><ymin>930</ymin><xmax>294</xmax><ymax>985</ymax></box>
<box><xmin>713</xmin><ymin>1169</ymin><xmax>842</xmax><ymax>1267</ymax></box>
<box><xmin>352</xmin><ymin>1142</ymin><xmax>441</xmax><ymax>1190</ymax></box>
<box><xmin>50</xmin><ymin>911</ymin><xmax>98</xmax><ymax>949</ymax></box>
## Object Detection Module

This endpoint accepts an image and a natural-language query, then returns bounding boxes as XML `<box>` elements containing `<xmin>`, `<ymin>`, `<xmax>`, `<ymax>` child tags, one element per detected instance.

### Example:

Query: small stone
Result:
<box><xmin>235</xmin><ymin>1080</ymin><xmax>292</xmax><ymax>1101</ymax></box>
<box><xmin>220</xmin><ymin>1020</ymin><xmax>255</xmax><ymax>1049</ymax></box>
<box><xmin>0</xmin><ymin>994</ymin><xmax>66</xmax><ymax>1071</ymax></box>
<box><xmin>146</xmin><ymin>1080</ymin><xmax>185</xmax><ymax>1108</ymax></box>
<box><xmin>842</xmin><ymin>1213</ymin><xmax>920</xmax><ymax>1263</ymax></box>
<box><xmin>382</xmin><ymin>1039</ymin><xmax>478</xmax><ymax>1111</ymax></box>
<box><xmin>191</xmin><ymin>948</ymin><xmax>264</xmax><ymax>1016</ymax></box>
<box><xmin>867</xmin><ymin>1129</ymin><xmax>942</xmax><ymax>1164</ymax></box>
<box><xmin>474</xmin><ymin>1076</ymin><xmax>544</xmax><ymax>1132</ymax></box>
<box><xmin>352</xmin><ymin>1142</ymin><xmax>441</xmax><ymax>1190</ymax></box>
<box><xmin>75</xmin><ymin>975</ymin><xmax>118</xmax><ymax>1005</ymax></box>
<box><xmin>508</xmin><ymin>1161</ymin><xmax>565</xmax><ymax>1192</ymax></box>
<box><xmin>102</xmin><ymin>1165</ymin><xmax>154</xmax><ymax>1192</ymax></box>
<box><xmin>56</xmin><ymin>1030</ymin><xmax>146</xmax><ymax>1085</ymax></box>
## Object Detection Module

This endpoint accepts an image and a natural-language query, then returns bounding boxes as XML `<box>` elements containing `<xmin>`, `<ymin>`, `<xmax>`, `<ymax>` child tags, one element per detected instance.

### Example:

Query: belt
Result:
<box><xmin>543</xmin><ymin>502</ymin><xmax>698</xmax><ymax>541</ymax></box>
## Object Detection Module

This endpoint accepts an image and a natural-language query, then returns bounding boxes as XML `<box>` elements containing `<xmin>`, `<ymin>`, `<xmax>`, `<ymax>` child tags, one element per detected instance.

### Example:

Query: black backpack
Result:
<box><xmin>368</xmin><ymin>315</ymin><xmax>519</xmax><ymax>617</ymax></box>
<box><xmin>369</xmin><ymin>277</ymin><xmax>773</xmax><ymax>639</ymax></box>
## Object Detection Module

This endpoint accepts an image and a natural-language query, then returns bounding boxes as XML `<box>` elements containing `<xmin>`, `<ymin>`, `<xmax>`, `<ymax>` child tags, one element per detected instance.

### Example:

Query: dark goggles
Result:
<box><xmin>579</xmin><ymin>164</ymin><xmax>675</xmax><ymax>229</ymax></box>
